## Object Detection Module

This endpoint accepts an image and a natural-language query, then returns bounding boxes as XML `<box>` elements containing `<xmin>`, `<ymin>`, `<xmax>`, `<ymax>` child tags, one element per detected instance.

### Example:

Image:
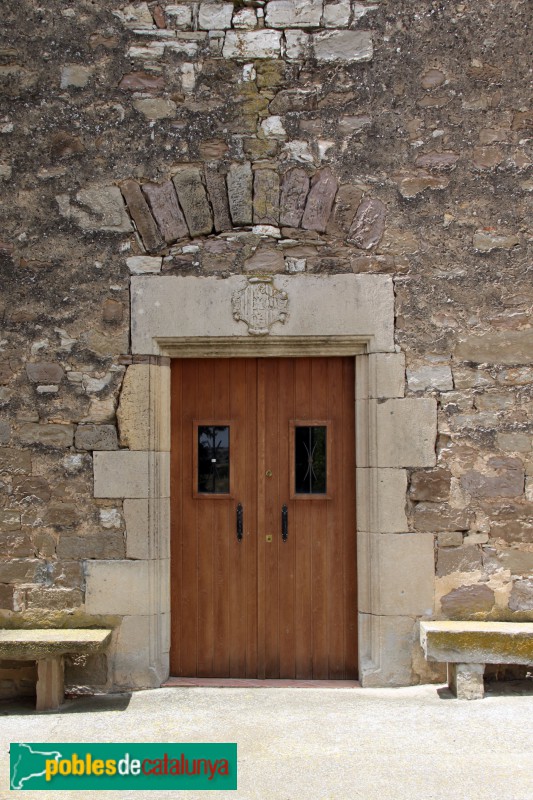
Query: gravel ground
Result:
<box><xmin>1</xmin><ymin>682</ymin><xmax>532</xmax><ymax>800</ymax></box>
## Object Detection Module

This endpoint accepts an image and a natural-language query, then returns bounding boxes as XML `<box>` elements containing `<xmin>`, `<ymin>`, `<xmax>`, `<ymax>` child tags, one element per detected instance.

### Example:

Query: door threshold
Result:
<box><xmin>163</xmin><ymin>677</ymin><xmax>360</xmax><ymax>688</ymax></box>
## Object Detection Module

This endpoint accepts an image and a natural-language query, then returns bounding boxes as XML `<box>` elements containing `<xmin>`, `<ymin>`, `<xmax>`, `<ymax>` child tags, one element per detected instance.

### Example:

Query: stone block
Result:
<box><xmin>56</xmin><ymin>186</ymin><xmax>132</xmax><ymax>233</ymax></box>
<box><xmin>0</xmin><ymin>531</ymin><xmax>33</xmax><ymax>556</ymax></box>
<box><xmin>0</xmin><ymin>559</ymin><xmax>43</xmax><ymax>584</ymax></box>
<box><xmin>359</xmin><ymin>613</ymin><xmax>416</xmax><ymax>687</ymax></box>
<box><xmin>26</xmin><ymin>587</ymin><xmax>83</xmax><ymax>610</ymax></box>
<box><xmin>131</xmin><ymin>273</ymin><xmax>395</xmax><ymax>354</ymax></box>
<box><xmin>93</xmin><ymin>451</ymin><xmax>170</xmax><ymax>499</ymax></box>
<box><xmin>437</xmin><ymin>531</ymin><xmax>463</xmax><ymax>547</ymax></box>
<box><xmin>102</xmin><ymin>299</ymin><xmax>123</xmax><ymax>324</ymax></box>
<box><xmin>171</xmin><ymin>166</ymin><xmax>213</xmax><ymax>237</ymax></box>
<box><xmin>496</xmin><ymin>432</ymin><xmax>532</xmax><ymax>453</ymax></box>
<box><xmin>244</xmin><ymin>246</ymin><xmax>285</xmax><ymax>273</ymax></box>
<box><xmin>84</xmin><ymin>329</ymin><xmax>129</xmax><ymax>359</ymax></box>
<box><xmin>461</xmin><ymin>460</ymin><xmax>524</xmax><ymax>498</ymax></box>
<box><xmin>356</xmin><ymin>353</ymin><xmax>405</xmax><ymax>400</ymax></box>
<box><xmin>473</xmin><ymin>230</ymin><xmax>520</xmax><ymax>252</ymax></box>
<box><xmin>165</xmin><ymin>5</ymin><xmax>193</xmax><ymax>29</ymax></box>
<box><xmin>99</xmin><ymin>508</ymin><xmax>123</xmax><ymax>529</ymax></box>
<box><xmin>301</xmin><ymin>168</ymin><xmax>338</xmax><ymax>233</ymax></box>
<box><xmin>222</xmin><ymin>31</ymin><xmax>282</xmax><ymax>60</ymax></box>
<box><xmin>133</xmin><ymin>97</ymin><xmax>177</xmax><ymax>120</ymax></box>
<box><xmin>233</xmin><ymin>8</ymin><xmax>258</xmax><ymax>28</ymax></box>
<box><xmin>420</xmin><ymin>620</ymin><xmax>533</xmax><ymax>665</ymax></box>
<box><xmin>85</xmin><ymin>560</ymin><xmax>151</xmax><ymax>615</ymax></box>
<box><xmin>455</xmin><ymin>330</ymin><xmax>533</xmax><ymax>365</ymax></box>
<box><xmin>509</xmin><ymin>578</ymin><xmax>533</xmax><ymax>611</ymax></box>
<box><xmin>436</xmin><ymin>547</ymin><xmax>482</xmax><ymax>577</ymax></box>
<box><xmin>118</xmin><ymin>71</ymin><xmax>165</xmax><ymax>92</ymax></box>
<box><xmin>440</xmin><ymin>584</ymin><xmax>495</xmax><ymax>618</ymax></box>
<box><xmin>204</xmin><ymin>168</ymin><xmax>232</xmax><ymax>233</ymax></box>
<box><xmin>13</xmin><ymin>476</ymin><xmax>50</xmax><ymax>503</ymax></box>
<box><xmin>113</xmin><ymin>2</ymin><xmax>154</xmax><ymax>29</ymax></box>
<box><xmin>112</xmin><ymin>615</ymin><xmax>160</xmax><ymax>689</ymax></box>
<box><xmin>124</xmin><ymin>497</ymin><xmax>170</xmax><ymax>560</ymax></box>
<box><xmin>279</xmin><ymin>168</ymin><xmax>310</xmax><ymax>227</ymax></box>
<box><xmin>357</xmin><ymin>468</ymin><xmax>408</xmax><ymax>533</ymax></box>
<box><xmin>323</xmin><ymin>0</ymin><xmax>350</xmax><ymax>27</ymax></box>
<box><xmin>227</xmin><ymin>162</ymin><xmax>253</xmax><ymax>227</ymax></box>
<box><xmin>126</xmin><ymin>256</ymin><xmax>162</xmax><ymax>275</ymax></box>
<box><xmin>198</xmin><ymin>3</ymin><xmax>233</xmax><ymax>29</ymax></box>
<box><xmin>0</xmin><ymin>584</ymin><xmax>14</xmax><ymax>610</ymax></box>
<box><xmin>75</xmin><ymin>424</ymin><xmax>118</xmax><ymax>451</ymax></box>
<box><xmin>413</xmin><ymin>503</ymin><xmax>472</xmax><ymax>532</ymax></box>
<box><xmin>0</xmin><ymin>512</ymin><xmax>21</xmax><ymax>532</ymax></box>
<box><xmin>409</xmin><ymin>469</ymin><xmax>451</xmax><ymax>502</ymax></box>
<box><xmin>57</xmin><ymin>533</ymin><xmax>125</xmax><ymax>560</ymax></box>
<box><xmin>120</xmin><ymin>179</ymin><xmax>164</xmax><ymax>253</ymax></box>
<box><xmin>117</xmin><ymin>363</ymin><xmax>170</xmax><ymax>452</ymax></box>
<box><xmin>0</xmin><ymin>421</ymin><xmax>10</xmax><ymax>445</ymax></box>
<box><xmin>359</xmin><ymin>398</ymin><xmax>436</xmax><ymax>468</ymax></box>
<box><xmin>313</xmin><ymin>30</ymin><xmax>373</xmax><ymax>62</ymax></box>
<box><xmin>358</xmin><ymin>532</ymin><xmax>434</xmax><ymax>616</ymax></box>
<box><xmin>407</xmin><ymin>364</ymin><xmax>453</xmax><ymax>392</ymax></box>
<box><xmin>60</xmin><ymin>65</ymin><xmax>92</xmax><ymax>89</ymax></box>
<box><xmin>448</xmin><ymin>662</ymin><xmax>485</xmax><ymax>700</ymax></box>
<box><xmin>253</xmin><ymin>169</ymin><xmax>280</xmax><ymax>226</ymax></box>
<box><xmin>266</xmin><ymin>0</ymin><xmax>322</xmax><ymax>28</ymax></box>
<box><xmin>142</xmin><ymin>181</ymin><xmax>189</xmax><ymax>243</ymax></box>
<box><xmin>284</xmin><ymin>30</ymin><xmax>311</xmax><ymax>60</ymax></box>
<box><xmin>347</xmin><ymin>197</ymin><xmax>386</xmax><ymax>250</ymax></box>
<box><xmin>18</xmin><ymin>423</ymin><xmax>74</xmax><ymax>448</ymax></box>
<box><xmin>0</xmin><ymin>447</ymin><xmax>32</xmax><ymax>475</ymax></box>
<box><xmin>26</xmin><ymin>362</ymin><xmax>64</xmax><ymax>384</ymax></box>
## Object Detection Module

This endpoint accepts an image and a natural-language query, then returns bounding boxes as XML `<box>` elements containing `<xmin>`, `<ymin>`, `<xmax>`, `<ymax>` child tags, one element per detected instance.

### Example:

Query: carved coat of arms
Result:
<box><xmin>232</xmin><ymin>277</ymin><xmax>289</xmax><ymax>336</ymax></box>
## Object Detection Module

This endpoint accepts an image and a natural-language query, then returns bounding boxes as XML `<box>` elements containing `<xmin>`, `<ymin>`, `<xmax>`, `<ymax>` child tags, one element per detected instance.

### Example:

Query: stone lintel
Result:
<box><xmin>130</xmin><ymin>274</ymin><xmax>395</xmax><ymax>354</ymax></box>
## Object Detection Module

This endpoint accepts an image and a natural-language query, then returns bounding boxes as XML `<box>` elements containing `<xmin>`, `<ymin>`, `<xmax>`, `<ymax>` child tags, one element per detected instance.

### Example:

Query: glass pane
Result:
<box><xmin>295</xmin><ymin>426</ymin><xmax>327</xmax><ymax>494</ymax></box>
<box><xmin>198</xmin><ymin>426</ymin><xmax>230</xmax><ymax>494</ymax></box>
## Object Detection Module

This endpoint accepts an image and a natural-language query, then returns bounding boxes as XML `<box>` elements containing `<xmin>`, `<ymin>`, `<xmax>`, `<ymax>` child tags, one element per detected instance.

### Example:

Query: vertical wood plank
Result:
<box><xmin>310</xmin><ymin>357</ymin><xmax>329</xmax><ymax>679</ymax></box>
<box><xmin>293</xmin><ymin>357</ymin><xmax>313</xmax><ymax>679</ymax></box>
<box><xmin>278</xmin><ymin>357</ymin><xmax>296</xmax><ymax>678</ymax></box>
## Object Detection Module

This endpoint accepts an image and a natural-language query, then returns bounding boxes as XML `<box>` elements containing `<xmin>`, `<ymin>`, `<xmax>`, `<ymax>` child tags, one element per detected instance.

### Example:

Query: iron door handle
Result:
<box><xmin>281</xmin><ymin>505</ymin><xmax>288</xmax><ymax>542</ymax></box>
<box><xmin>236</xmin><ymin>503</ymin><xmax>243</xmax><ymax>542</ymax></box>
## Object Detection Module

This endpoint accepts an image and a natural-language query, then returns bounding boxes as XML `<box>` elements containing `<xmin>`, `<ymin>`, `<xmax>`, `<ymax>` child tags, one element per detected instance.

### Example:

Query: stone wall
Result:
<box><xmin>0</xmin><ymin>0</ymin><xmax>532</xmax><ymax>693</ymax></box>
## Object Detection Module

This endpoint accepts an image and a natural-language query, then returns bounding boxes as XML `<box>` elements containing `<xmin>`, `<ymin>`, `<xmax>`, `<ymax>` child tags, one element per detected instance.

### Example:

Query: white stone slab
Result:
<box><xmin>358</xmin><ymin>532</ymin><xmax>435</xmax><ymax>616</ymax></box>
<box><xmin>222</xmin><ymin>30</ymin><xmax>282</xmax><ymax>59</ymax></box>
<box><xmin>130</xmin><ymin>274</ymin><xmax>395</xmax><ymax>354</ymax></box>
<box><xmin>93</xmin><ymin>451</ymin><xmax>170</xmax><ymax>498</ymax></box>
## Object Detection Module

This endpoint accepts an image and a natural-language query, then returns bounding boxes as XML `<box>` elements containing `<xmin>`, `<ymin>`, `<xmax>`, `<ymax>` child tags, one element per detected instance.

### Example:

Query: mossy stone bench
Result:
<box><xmin>420</xmin><ymin>620</ymin><xmax>533</xmax><ymax>700</ymax></box>
<box><xmin>0</xmin><ymin>629</ymin><xmax>112</xmax><ymax>711</ymax></box>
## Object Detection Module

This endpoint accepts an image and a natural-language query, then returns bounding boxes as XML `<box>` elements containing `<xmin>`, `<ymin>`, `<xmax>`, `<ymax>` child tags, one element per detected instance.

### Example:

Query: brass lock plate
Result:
<box><xmin>266</xmin><ymin>535</ymin><xmax>272</xmax><ymax>542</ymax></box>
<box><xmin>266</xmin><ymin>470</ymin><xmax>273</xmax><ymax>478</ymax></box>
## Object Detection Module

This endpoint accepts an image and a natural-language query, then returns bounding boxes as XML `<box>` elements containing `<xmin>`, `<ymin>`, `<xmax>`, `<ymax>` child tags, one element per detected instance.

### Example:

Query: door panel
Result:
<box><xmin>170</xmin><ymin>357</ymin><xmax>357</xmax><ymax>679</ymax></box>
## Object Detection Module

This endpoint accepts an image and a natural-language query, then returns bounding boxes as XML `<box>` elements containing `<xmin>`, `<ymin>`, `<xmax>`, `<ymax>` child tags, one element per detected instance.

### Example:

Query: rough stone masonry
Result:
<box><xmin>0</xmin><ymin>0</ymin><xmax>532</xmax><ymax>695</ymax></box>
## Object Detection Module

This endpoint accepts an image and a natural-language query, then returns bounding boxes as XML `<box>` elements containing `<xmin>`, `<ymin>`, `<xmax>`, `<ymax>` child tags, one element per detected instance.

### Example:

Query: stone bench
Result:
<box><xmin>420</xmin><ymin>620</ymin><xmax>533</xmax><ymax>700</ymax></box>
<box><xmin>0</xmin><ymin>629</ymin><xmax>112</xmax><ymax>711</ymax></box>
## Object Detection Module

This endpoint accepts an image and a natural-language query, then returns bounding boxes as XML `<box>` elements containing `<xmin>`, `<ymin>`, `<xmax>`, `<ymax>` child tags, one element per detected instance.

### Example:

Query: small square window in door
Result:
<box><xmin>290</xmin><ymin>421</ymin><xmax>331</xmax><ymax>498</ymax></box>
<box><xmin>196</xmin><ymin>424</ymin><xmax>231</xmax><ymax>495</ymax></box>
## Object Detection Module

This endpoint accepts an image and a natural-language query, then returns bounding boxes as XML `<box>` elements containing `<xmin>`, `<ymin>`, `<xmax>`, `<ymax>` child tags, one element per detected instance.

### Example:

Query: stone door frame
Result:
<box><xmin>90</xmin><ymin>273</ymin><xmax>437</xmax><ymax>688</ymax></box>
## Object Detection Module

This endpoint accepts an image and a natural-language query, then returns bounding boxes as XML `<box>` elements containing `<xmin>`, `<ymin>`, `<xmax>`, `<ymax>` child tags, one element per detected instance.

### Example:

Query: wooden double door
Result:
<box><xmin>170</xmin><ymin>357</ymin><xmax>357</xmax><ymax>680</ymax></box>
